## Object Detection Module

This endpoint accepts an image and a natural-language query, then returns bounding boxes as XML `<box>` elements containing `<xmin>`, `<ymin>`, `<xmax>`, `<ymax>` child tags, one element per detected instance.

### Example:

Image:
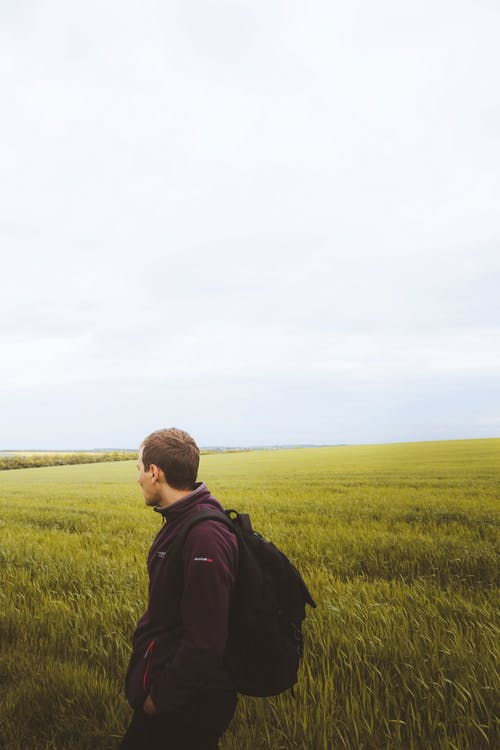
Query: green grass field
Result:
<box><xmin>0</xmin><ymin>439</ymin><xmax>498</xmax><ymax>749</ymax></box>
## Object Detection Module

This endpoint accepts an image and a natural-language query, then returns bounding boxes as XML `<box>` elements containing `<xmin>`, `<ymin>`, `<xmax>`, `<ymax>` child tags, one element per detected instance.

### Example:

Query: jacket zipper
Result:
<box><xmin>143</xmin><ymin>639</ymin><xmax>156</xmax><ymax>691</ymax></box>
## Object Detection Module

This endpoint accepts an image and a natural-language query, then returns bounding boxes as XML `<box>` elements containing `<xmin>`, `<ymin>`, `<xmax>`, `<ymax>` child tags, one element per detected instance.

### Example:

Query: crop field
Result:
<box><xmin>0</xmin><ymin>439</ymin><xmax>498</xmax><ymax>749</ymax></box>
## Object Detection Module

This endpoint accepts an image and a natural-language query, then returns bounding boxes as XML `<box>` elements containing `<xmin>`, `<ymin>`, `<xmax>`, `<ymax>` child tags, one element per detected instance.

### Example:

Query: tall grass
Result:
<box><xmin>0</xmin><ymin>439</ymin><xmax>498</xmax><ymax>749</ymax></box>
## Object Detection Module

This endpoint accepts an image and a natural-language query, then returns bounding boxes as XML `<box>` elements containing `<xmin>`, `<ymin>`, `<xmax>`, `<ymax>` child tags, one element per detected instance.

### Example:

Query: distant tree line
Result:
<box><xmin>0</xmin><ymin>452</ymin><xmax>137</xmax><ymax>471</ymax></box>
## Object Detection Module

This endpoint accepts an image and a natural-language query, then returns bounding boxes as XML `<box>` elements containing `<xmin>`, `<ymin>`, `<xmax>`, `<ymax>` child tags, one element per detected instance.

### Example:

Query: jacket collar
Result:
<box><xmin>153</xmin><ymin>482</ymin><xmax>213</xmax><ymax>524</ymax></box>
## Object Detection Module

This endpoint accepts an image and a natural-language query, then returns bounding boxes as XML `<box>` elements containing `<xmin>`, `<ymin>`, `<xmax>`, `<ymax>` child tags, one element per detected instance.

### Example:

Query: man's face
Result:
<box><xmin>137</xmin><ymin>447</ymin><xmax>160</xmax><ymax>506</ymax></box>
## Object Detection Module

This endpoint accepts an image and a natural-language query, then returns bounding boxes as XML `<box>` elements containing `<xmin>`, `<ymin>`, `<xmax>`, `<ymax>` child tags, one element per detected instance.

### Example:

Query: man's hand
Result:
<box><xmin>143</xmin><ymin>694</ymin><xmax>158</xmax><ymax>715</ymax></box>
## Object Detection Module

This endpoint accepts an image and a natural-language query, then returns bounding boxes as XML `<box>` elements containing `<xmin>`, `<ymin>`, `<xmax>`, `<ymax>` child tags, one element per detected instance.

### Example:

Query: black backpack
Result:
<box><xmin>172</xmin><ymin>508</ymin><xmax>316</xmax><ymax>697</ymax></box>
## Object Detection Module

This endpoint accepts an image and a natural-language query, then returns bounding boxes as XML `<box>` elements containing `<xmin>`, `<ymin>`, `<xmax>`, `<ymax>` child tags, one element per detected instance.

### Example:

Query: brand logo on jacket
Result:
<box><xmin>194</xmin><ymin>557</ymin><xmax>214</xmax><ymax>563</ymax></box>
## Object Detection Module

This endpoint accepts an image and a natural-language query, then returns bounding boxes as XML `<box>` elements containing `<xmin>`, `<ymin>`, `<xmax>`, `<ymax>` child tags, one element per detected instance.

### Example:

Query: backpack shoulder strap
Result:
<box><xmin>177</xmin><ymin>509</ymin><xmax>236</xmax><ymax>543</ymax></box>
<box><xmin>168</xmin><ymin>509</ymin><xmax>238</xmax><ymax>570</ymax></box>
<box><xmin>175</xmin><ymin>508</ymin><xmax>254</xmax><ymax>545</ymax></box>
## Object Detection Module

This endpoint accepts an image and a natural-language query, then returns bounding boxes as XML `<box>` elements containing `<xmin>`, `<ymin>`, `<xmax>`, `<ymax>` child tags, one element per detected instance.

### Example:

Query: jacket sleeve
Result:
<box><xmin>150</xmin><ymin>520</ymin><xmax>238</xmax><ymax>711</ymax></box>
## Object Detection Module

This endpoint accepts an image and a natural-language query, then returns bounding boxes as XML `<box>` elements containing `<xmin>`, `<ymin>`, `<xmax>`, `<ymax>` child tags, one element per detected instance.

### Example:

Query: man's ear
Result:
<box><xmin>149</xmin><ymin>463</ymin><xmax>161</xmax><ymax>483</ymax></box>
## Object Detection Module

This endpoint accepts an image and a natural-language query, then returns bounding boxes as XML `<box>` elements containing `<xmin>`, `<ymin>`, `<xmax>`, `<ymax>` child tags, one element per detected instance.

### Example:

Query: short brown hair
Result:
<box><xmin>141</xmin><ymin>428</ymin><xmax>200</xmax><ymax>490</ymax></box>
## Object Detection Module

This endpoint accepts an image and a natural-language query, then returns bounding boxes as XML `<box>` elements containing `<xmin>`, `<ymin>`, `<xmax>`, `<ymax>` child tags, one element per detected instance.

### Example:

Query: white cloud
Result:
<box><xmin>1</xmin><ymin>0</ymin><xmax>499</xmax><ymax>446</ymax></box>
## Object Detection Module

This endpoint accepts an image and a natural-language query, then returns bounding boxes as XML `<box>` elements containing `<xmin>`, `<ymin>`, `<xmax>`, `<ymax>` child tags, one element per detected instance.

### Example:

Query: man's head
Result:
<box><xmin>137</xmin><ymin>427</ymin><xmax>200</xmax><ymax>507</ymax></box>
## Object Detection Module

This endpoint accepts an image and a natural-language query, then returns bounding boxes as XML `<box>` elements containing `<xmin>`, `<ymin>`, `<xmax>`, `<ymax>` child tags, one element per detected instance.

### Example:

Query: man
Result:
<box><xmin>120</xmin><ymin>428</ymin><xmax>239</xmax><ymax>750</ymax></box>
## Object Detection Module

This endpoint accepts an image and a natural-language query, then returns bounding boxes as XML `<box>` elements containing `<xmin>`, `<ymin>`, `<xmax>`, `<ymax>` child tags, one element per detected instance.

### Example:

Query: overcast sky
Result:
<box><xmin>1</xmin><ymin>0</ymin><xmax>499</xmax><ymax>449</ymax></box>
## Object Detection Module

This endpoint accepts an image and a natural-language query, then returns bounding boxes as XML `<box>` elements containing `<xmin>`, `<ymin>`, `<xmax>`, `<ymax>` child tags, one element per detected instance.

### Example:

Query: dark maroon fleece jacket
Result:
<box><xmin>124</xmin><ymin>483</ymin><xmax>238</xmax><ymax>713</ymax></box>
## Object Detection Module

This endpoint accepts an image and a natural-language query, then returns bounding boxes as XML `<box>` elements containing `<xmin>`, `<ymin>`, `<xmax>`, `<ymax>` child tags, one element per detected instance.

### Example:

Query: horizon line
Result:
<box><xmin>1</xmin><ymin>435</ymin><xmax>500</xmax><ymax>453</ymax></box>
